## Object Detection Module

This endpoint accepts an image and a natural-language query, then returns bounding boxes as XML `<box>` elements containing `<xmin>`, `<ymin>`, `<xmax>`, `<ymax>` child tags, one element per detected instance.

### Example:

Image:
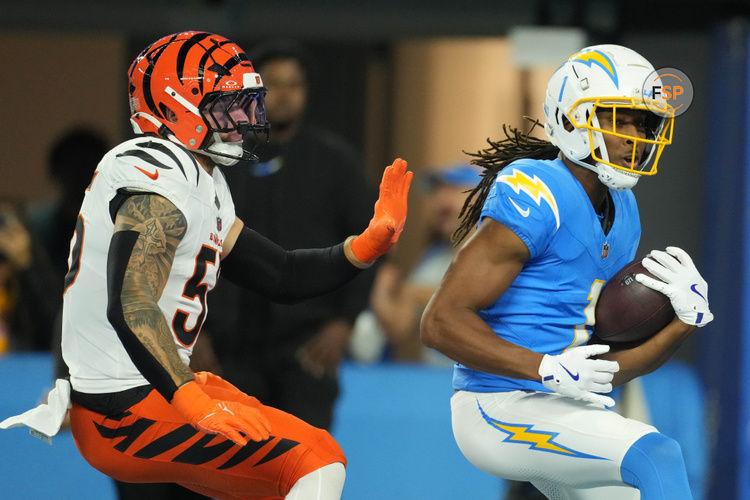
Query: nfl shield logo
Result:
<box><xmin>217</xmin><ymin>217</ymin><xmax>222</xmax><ymax>231</ymax></box>
<box><xmin>602</xmin><ymin>242</ymin><xmax>610</xmax><ymax>259</ymax></box>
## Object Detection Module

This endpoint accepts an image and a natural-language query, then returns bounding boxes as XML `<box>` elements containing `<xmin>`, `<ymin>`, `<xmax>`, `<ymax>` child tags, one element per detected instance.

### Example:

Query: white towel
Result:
<box><xmin>0</xmin><ymin>378</ymin><xmax>71</xmax><ymax>444</ymax></box>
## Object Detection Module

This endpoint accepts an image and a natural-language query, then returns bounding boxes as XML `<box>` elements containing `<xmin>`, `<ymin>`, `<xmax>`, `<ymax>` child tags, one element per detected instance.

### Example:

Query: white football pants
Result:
<box><xmin>451</xmin><ymin>390</ymin><xmax>657</xmax><ymax>500</ymax></box>
<box><xmin>285</xmin><ymin>462</ymin><xmax>346</xmax><ymax>500</ymax></box>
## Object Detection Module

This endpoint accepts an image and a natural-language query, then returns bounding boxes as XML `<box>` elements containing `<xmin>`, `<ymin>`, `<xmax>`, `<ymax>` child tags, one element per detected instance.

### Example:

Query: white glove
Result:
<box><xmin>538</xmin><ymin>344</ymin><xmax>619</xmax><ymax>408</ymax></box>
<box><xmin>636</xmin><ymin>246</ymin><xmax>713</xmax><ymax>327</ymax></box>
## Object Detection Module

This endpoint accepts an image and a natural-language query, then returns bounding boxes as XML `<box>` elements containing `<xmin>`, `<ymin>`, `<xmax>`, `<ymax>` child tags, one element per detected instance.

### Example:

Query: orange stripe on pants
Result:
<box><xmin>70</xmin><ymin>372</ymin><xmax>346</xmax><ymax>500</ymax></box>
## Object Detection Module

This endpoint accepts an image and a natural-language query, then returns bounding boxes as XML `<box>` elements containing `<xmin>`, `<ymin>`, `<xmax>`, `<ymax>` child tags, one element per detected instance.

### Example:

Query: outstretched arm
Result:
<box><xmin>218</xmin><ymin>222</ymin><xmax>363</xmax><ymax>303</ymax></box>
<box><xmin>219</xmin><ymin>158</ymin><xmax>413</xmax><ymax>302</ymax></box>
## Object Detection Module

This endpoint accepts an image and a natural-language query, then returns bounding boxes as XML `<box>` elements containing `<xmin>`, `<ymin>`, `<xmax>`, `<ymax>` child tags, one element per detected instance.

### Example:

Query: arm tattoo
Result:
<box><xmin>114</xmin><ymin>194</ymin><xmax>193</xmax><ymax>386</ymax></box>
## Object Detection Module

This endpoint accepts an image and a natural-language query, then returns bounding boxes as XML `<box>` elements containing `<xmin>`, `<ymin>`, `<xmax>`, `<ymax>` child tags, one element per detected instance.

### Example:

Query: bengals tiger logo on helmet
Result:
<box><xmin>128</xmin><ymin>31</ymin><xmax>269</xmax><ymax>152</ymax></box>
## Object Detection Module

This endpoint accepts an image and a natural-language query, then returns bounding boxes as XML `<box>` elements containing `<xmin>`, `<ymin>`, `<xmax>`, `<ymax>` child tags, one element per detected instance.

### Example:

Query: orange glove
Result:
<box><xmin>171</xmin><ymin>380</ymin><xmax>271</xmax><ymax>446</ymax></box>
<box><xmin>351</xmin><ymin>158</ymin><xmax>413</xmax><ymax>264</ymax></box>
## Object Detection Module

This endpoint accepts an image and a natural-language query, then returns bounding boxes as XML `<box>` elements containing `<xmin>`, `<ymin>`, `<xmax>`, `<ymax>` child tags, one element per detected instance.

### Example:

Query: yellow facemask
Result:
<box><xmin>565</xmin><ymin>96</ymin><xmax>675</xmax><ymax>175</ymax></box>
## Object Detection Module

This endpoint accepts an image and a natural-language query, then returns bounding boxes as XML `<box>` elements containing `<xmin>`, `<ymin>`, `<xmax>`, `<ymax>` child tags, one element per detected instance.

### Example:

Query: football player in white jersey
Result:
<box><xmin>57</xmin><ymin>31</ymin><xmax>411</xmax><ymax>500</ymax></box>
<box><xmin>421</xmin><ymin>45</ymin><xmax>712</xmax><ymax>499</ymax></box>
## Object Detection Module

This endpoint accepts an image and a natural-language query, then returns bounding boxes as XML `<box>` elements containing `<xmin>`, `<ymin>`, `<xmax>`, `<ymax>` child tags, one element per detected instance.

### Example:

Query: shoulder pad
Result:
<box><xmin>495</xmin><ymin>162</ymin><xmax>561</xmax><ymax>230</ymax></box>
<box><xmin>110</xmin><ymin>137</ymin><xmax>203</xmax><ymax>187</ymax></box>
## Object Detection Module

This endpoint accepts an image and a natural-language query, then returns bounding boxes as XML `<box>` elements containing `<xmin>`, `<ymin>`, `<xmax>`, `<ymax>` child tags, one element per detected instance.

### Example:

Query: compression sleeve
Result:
<box><xmin>220</xmin><ymin>225</ymin><xmax>361</xmax><ymax>304</ymax></box>
<box><xmin>106</xmin><ymin>230</ymin><xmax>179</xmax><ymax>401</ymax></box>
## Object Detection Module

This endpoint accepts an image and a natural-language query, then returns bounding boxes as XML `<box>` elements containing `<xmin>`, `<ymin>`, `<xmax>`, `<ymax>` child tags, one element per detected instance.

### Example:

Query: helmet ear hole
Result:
<box><xmin>561</xmin><ymin>115</ymin><xmax>574</xmax><ymax>132</ymax></box>
<box><xmin>159</xmin><ymin>103</ymin><xmax>178</xmax><ymax>123</ymax></box>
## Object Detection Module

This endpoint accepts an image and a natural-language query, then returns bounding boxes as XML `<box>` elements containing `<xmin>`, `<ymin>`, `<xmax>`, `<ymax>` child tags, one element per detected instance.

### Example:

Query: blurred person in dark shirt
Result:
<box><xmin>203</xmin><ymin>40</ymin><xmax>376</xmax><ymax>429</ymax></box>
<box><xmin>27</xmin><ymin>129</ymin><xmax>110</xmax><ymax>379</ymax></box>
<box><xmin>29</xmin><ymin>129</ymin><xmax>109</xmax><ymax>280</ymax></box>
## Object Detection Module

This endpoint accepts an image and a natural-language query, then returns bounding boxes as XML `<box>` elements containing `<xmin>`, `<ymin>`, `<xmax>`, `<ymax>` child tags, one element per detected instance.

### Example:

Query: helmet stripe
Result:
<box><xmin>223</xmin><ymin>52</ymin><xmax>249</xmax><ymax>71</ymax></box>
<box><xmin>141</xmin><ymin>65</ymin><xmax>159</xmax><ymax>118</ymax></box>
<box><xmin>176</xmin><ymin>32</ymin><xmax>212</xmax><ymax>84</ymax></box>
<box><xmin>211</xmin><ymin>40</ymin><xmax>242</xmax><ymax>90</ymax></box>
<box><xmin>196</xmin><ymin>39</ymin><xmax>227</xmax><ymax>95</ymax></box>
<box><xmin>142</xmin><ymin>35</ymin><xmax>177</xmax><ymax>118</ymax></box>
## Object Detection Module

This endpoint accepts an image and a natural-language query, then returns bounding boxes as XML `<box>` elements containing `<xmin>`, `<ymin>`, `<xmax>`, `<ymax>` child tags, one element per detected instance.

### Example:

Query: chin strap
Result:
<box><xmin>201</xmin><ymin>133</ymin><xmax>257</xmax><ymax>166</ymax></box>
<box><xmin>566</xmin><ymin>155</ymin><xmax>639</xmax><ymax>191</ymax></box>
<box><xmin>164</xmin><ymin>132</ymin><xmax>261</xmax><ymax>167</ymax></box>
<box><xmin>596</xmin><ymin>163</ymin><xmax>640</xmax><ymax>191</ymax></box>
<box><xmin>202</xmin><ymin>142</ymin><xmax>244</xmax><ymax>166</ymax></box>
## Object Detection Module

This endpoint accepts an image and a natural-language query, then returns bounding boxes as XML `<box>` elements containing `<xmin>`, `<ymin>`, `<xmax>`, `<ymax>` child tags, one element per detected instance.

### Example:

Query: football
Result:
<box><xmin>593</xmin><ymin>258</ymin><xmax>675</xmax><ymax>343</ymax></box>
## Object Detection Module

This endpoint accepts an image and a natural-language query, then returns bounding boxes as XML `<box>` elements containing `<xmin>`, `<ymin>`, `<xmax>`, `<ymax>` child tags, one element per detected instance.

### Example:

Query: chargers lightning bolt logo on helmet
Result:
<box><xmin>569</xmin><ymin>50</ymin><xmax>619</xmax><ymax>89</ymax></box>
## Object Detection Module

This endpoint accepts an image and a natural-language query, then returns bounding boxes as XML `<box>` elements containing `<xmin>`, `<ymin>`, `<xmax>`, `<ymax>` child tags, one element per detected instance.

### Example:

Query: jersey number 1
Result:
<box><xmin>567</xmin><ymin>279</ymin><xmax>606</xmax><ymax>350</ymax></box>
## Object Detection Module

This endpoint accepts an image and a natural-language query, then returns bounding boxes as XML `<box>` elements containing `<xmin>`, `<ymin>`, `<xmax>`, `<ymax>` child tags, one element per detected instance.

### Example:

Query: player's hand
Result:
<box><xmin>636</xmin><ymin>246</ymin><xmax>713</xmax><ymax>327</ymax></box>
<box><xmin>350</xmin><ymin>158</ymin><xmax>413</xmax><ymax>264</ymax></box>
<box><xmin>296</xmin><ymin>319</ymin><xmax>352</xmax><ymax>378</ymax></box>
<box><xmin>538</xmin><ymin>344</ymin><xmax>619</xmax><ymax>407</ymax></box>
<box><xmin>171</xmin><ymin>381</ymin><xmax>271</xmax><ymax>446</ymax></box>
<box><xmin>0</xmin><ymin>207</ymin><xmax>32</xmax><ymax>270</ymax></box>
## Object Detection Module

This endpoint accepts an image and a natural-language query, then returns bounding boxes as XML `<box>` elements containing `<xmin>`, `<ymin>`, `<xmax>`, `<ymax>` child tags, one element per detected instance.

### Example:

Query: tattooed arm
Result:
<box><xmin>106</xmin><ymin>194</ymin><xmax>192</xmax><ymax>399</ymax></box>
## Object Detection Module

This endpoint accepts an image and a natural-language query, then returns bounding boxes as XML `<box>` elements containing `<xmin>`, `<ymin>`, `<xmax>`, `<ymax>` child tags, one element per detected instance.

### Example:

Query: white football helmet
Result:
<box><xmin>543</xmin><ymin>44</ymin><xmax>674</xmax><ymax>190</ymax></box>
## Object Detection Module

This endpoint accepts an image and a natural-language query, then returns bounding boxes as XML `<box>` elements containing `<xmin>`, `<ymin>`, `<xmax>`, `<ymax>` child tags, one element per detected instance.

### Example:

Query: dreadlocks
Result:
<box><xmin>452</xmin><ymin>120</ymin><xmax>560</xmax><ymax>244</ymax></box>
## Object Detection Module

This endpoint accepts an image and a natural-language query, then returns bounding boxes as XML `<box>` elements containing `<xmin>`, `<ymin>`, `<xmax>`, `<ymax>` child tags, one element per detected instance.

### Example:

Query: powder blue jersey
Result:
<box><xmin>452</xmin><ymin>157</ymin><xmax>641</xmax><ymax>393</ymax></box>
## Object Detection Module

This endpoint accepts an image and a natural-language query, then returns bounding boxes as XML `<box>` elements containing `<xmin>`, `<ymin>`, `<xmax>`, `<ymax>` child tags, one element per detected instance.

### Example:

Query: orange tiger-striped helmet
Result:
<box><xmin>128</xmin><ymin>31</ymin><xmax>269</xmax><ymax>160</ymax></box>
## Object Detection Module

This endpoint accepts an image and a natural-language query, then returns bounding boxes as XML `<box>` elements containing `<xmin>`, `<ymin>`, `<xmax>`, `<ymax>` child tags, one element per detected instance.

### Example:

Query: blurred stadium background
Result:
<box><xmin>1</xmin><ymin>0</ymin><xmax>749</xmax><ymax>498</ymax></box>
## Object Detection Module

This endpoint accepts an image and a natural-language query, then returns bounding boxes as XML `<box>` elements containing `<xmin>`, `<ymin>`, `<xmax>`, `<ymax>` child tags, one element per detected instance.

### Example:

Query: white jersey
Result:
<box><xmin>61</xmin><ymin>137</ymin><xmax>236</xmax><ymax>394</ymax></box>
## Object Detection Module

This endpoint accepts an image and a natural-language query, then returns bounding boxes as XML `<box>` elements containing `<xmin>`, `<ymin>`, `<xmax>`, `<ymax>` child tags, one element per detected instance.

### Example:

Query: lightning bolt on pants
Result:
<box><xmin>451</xmin><ymin>390</ymin><xmax>659</xmax><ymax>500</ymax></box>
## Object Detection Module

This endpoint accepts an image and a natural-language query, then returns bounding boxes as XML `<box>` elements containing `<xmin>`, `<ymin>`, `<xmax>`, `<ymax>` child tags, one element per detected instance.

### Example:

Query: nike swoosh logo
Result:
<box><xmin>508</xmin><ymin>197</ymin><xmax>530</xmax><ymax>217</ymax></box>
<box><xmin>690</xmin><ymin>284</ymin><xmax>706</xmax><ymax>301</ymax></box>
<box><xmin>134</xmin><ymin>165</ymin><xmax>159</xmax><ymax>180</ymax></box>
<box><xmin>560</xmin><ymin>364</ymin><xmax>579</xmax><ymax>381</ymax></box>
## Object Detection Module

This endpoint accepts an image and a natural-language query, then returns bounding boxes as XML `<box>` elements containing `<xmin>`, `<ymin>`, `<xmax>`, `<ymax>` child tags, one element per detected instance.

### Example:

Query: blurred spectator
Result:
<box><xmin>0</xmin><ymin>202</ymin><xmax>58</xmax><ymax>353</ymax></box>
<box><xmin>26</xmin><ymin>129</ymin><xmax>108</xmax><ymax>379</ymax></box>
<box><xmin>28</xmin><ymin>129</ymin><xmax>109</xmax><ymax>280</ymax></box>
<box><xmin>350</xmin><ymin>163</ymin><xmax>481</xmax><ymax>365</ymax></box>
<box><xmin>202</xmin><ymin>40</ymin><xmax>376</xmax><ymax>430</ymax></box>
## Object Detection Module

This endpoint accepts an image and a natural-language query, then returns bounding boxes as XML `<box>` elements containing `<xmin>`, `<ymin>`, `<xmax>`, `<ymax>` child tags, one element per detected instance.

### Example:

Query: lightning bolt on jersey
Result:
<box><xmin>61</xmin><ymin>137</ymin><xmax>236</xmax><ymax>394</ymax></box>
<box><xmin>452</xmin><ymin>157</ymin><xmax>641</xmax><ymax>393</ymax></box>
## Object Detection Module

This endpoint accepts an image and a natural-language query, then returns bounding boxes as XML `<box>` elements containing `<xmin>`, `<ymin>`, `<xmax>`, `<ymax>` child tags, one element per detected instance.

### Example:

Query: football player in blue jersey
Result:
<box><xmin>421</xmin><ymin>44</ymin><xmax>713</xmax><ymax>499</ymax></box>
